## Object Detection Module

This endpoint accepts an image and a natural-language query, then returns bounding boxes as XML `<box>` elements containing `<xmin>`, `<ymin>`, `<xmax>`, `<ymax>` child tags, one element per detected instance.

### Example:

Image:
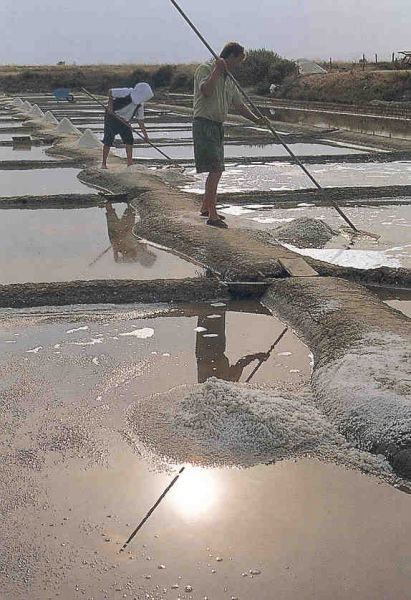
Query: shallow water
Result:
<box><xmin>368</xmin><ymin>286</ymin><xmax>411</xmax><ymax>319</ymax></box>
<box><xmin>121</xmin><ymin>141</ymin><xmax>366</xmax><ymax>161</ymax></box>
<box><xmin>0</xmin><ymin>302</ymin><xmax>409</xmax><ymax>600</ymax></box>
<box><xmin>0</xmin><ymin>168</ymin><xmax>92</xmax><ymax>196</ymax></box>
<box><xmin>0</xmin><ymin>204</ymin><xmax>200</xmax><ymax>283</ymax></box>
<box><xmin>0</xmin><ymin>145</ymin><xmax>57</xmax><ymax>161</ymax></box>
<box><xmin>182</xmin><ymin>161</ymin><xmax>411</xmax><ymax>193</ymax></box>
<box><xmin>0</xmin><ymin>120</ymin><xmax>24</xmax><ymax>128</ymax></box>
<box><xmin>217</xmin><ymin>203</ymin><xmax>411</xmax><ymax>268</ymax></box>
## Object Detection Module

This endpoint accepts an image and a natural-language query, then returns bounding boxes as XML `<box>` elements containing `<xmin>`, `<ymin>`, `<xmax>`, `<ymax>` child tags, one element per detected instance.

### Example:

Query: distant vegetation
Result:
<box><xmin>1</xmin><ymin>53</ymin><xmax>411</xmax><ymax>105</ymax></box>
<box><xmin>276</xmin><ymin>70</ymin><xmax>411</xmax><ymax>104</ymax></box>
<box><xmin>0</xmin><ymin>49</ymin><xmax>295</xmax><ymax>96</ymax></box>
<box><xmin>237</xmin><ymin>49</ymin><xmax>296</xmax><ymax>93</ymax></box>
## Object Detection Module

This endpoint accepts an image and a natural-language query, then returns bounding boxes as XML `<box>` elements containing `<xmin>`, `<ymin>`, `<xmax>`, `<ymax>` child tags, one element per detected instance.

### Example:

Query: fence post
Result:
<box><xmin>375</xmin><ymin>53</ymin><xmax>378</xmax><ymax>65</ymax></box>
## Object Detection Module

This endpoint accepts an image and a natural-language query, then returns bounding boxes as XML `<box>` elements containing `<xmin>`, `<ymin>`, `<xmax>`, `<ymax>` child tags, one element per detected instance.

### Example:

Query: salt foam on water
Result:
<box><xmin>126</xmin><ymin>378</ymin><xmax>399</xmax><ymax>484</ymax></box>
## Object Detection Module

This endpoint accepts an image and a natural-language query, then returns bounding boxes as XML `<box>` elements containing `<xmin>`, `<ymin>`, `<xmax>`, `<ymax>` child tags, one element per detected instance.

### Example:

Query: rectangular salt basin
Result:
<box><xmin>218</xmin><ymin>203</ymin><xmax>411</xmax><ymax>268</ymax></box>
<box><xmin>121</xmin><ymin>142</ymin><xmax>367</xmax><ymax>161</ymax></box>
<box><xmin>0</xmin><ymin>121</ymin><xmax>24</xmax><ymax>128</ymax></box>
<box><xmin>0</xmin><ymin>145</ymin><xmax>58</xmax><ymax>161</ymax></box>
<box><xmin>0</xmin><ymin>168</ymin><xmax>92</xmax><ymax>196</ymax></box>
<box><xmin>0</xmin><ymin>205</ymin><xmax>201</xmax><ymax>283</ymax></box>
<box><xmin>182</xmin><ymin>161</ymin><xmax>411</xmax><ymax>194</ymax></box>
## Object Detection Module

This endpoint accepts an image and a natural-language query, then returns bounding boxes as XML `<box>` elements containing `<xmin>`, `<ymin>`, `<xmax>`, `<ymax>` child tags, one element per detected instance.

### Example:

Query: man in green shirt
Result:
<box><xmin>193</xmin><ymin>42</ymin><xmax>268</xmax><ymax>228</ymax></box>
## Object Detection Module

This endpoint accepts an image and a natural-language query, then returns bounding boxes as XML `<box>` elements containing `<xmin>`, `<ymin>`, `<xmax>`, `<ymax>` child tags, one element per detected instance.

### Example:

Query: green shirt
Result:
<box><xmin>193</xmin><ymin>61</ymin><xmax>243</xmax><ymax>123</ymax></box>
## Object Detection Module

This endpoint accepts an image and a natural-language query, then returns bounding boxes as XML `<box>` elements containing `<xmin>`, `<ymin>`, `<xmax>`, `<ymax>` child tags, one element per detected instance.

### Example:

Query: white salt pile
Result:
<box><xmin>12</xmin><ymin>97</ymin><xmax>24</xmax><ymax>107</ymax></box>
<box><xmin>29</xmin><ymin>104</ymin><xmax>44</xmax><ymax>118</ymax></box>
<box><xmin>75</xmin><ymin>128</ymin><xmax>102</xmax><ymax>149</ymax></box>
<box><xmin>273</xmin><ymin>217</ymin><xmax>336</xmax><ymax>249</ymax></box>
<box><xmin>126</xmin><ymin>378</ymin><xmax>400</xmax><ymax>485</ymax></box>
<box><xmin>42</xmin><ymin>111</ymin><xmax>59</xmax><ymax>125</ymax></box>
<box><xmin>55</xmin><ymin>117</ymin><xmax>81</xmax><ymax>135</ymax></box>
<box><xmin>23</xmin><ymin>101</ymin><xmax>31</xmax><ymax>111</ymax></box>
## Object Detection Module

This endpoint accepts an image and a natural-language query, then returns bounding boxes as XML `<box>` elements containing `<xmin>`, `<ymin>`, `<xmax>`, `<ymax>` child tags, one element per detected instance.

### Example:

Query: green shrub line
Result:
<box><xmin>0</xmin><ymin>49</ymin><xmax>294</xmax><ymax>96</ymax></box>
<box><xmin>1</xmin><ymin>50</ymin><xmax>411</xmax><ymax>105</ymax></box>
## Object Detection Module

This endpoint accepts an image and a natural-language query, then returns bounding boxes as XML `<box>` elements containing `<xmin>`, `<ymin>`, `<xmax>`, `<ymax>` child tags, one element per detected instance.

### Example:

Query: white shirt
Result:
<box><xmin>111</xmin><ymin>83</ymin><xmax>154</xmax><ymax>122</ymax></box>
<box><xmin>111</xmin><ymin>88</ymin><xmax>144</xmax><ymax>122</ymax></box>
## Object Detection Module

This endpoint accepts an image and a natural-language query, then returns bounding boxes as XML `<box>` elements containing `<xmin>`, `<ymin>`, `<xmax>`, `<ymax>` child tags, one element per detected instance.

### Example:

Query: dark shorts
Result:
<box><xmin>102</xmin><ymin>113</ymin><xmax>133</xmax><ymax>147</ymax></box>
<box><xmin>192</xmin><ymin>117</ymin><xmax>225</xmax><ymax>173</ymax></box>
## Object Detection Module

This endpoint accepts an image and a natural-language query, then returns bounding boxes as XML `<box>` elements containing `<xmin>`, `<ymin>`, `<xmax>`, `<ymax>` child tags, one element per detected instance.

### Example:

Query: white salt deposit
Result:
<box><xmin>29</xmin><ymin>104</ymin><xmax>44</xmax><ymax>118</ymax></box>
<box><xmin>219</xmin><ymin>206</ymin><xmax>253</xmax><ymax>216</ymax></box>
<box><xmin>119</xmin><ymin>328</ymin><xmax>154</xmax><ymax>339</ymax></box>
<box><xmin>23</xmin><ymin>101</ymin><xmax>31</xmax><ymax>111</ymax></box>
<box><xmin>26</xmin><ymin>346</ymin><xmax>42</xmax><ymax>354</ymax></box>
<box><xmin>75</xmin><ymin>129</ymin><xmax>102</xmax><ymax>149</ymax></box>
<box><xmin>12</xmin><ymin>98</ymin><xmax>24</xmax><ymax>107</ymax></box>
<box><xmin>66</xmin><ymin>326</ymin><xmax>89</xmax><ymax>334</ymax></box>
<box><xmin>283</xmin><ymin>244</ymin><xmax>402</xmax><ymax>269</ymax></box>
<box><xmin>43</xmin><ymin>111</ymin><xmax>59</xmax><ymax>125</ymax></box>
<box><xmin>312</xmin><ymin>331</ymin><xmax>411</xmax><ymax>458</ymax></box>
<box><xmin>55</xmin><ymin>117</ymin><xmax>81</xmax><ymax>135</ymax></box>
<box><xmin>72</xmin><ymin>338</ymin><xmax>103</xmax><ymax>346</ymax></box>
<box><xmin>126</xmin><ymin>378</ymin><xmax>401</xmax><ymax>486</ymax></box>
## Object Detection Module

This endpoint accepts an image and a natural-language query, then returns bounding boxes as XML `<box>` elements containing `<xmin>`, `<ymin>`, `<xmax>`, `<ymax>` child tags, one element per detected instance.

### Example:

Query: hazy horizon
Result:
<box><xmin>1</xmin><ymin>0</ymin><xmax>409</xmax><ymax>65</ymax></box>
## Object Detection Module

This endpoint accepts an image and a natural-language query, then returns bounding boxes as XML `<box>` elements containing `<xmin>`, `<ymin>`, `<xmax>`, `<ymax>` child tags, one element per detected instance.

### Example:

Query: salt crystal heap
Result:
<box><xmin>75</xmin><ymin>128</ymin><xmax>102</xmax><ymax>149</ymax></box>
<box><xmin>125</xmin><ymin>378</ymin><xmax>396</xmax><ymax>483</ymax></box>
<box><xmin>12</xmin><ymin>97</ymin><xmax>24</xmax><ymax>107</ymax></box>
<box><xmin>42</xmin><ymin>111</ymin><xmax>59</xmax><ymax>125</ymax></box>
<box><xmin>29</xmin><ymin>104</ymin><xmax>44</xmax><ymax>119</ymax></box>
<box><xmin>23</xmin><ymin>101</ymin><xmax>32</xmax><ymax>111</ymax></box>
<box><xmin>55</xmin><ymin>117</ymin><xmax>81</xmax><ymax>135</ymax></box>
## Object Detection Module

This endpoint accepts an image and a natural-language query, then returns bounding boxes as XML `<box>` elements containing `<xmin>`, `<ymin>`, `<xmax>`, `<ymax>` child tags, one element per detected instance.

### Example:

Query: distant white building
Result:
<box><xmin>296</xmin><ymin>59</ymin><xmax>327</xmax><ymax>75</ymax></box>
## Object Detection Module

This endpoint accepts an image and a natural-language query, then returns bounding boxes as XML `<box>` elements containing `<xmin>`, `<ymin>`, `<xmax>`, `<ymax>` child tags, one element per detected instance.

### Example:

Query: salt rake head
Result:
<box><xmin>340</xmin><ymin>226</ymin><xmax>381</xmax><ymax>245</ymax></box>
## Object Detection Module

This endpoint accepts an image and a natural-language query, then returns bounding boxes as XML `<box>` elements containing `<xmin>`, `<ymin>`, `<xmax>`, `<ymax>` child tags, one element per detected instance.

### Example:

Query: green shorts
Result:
<box><xmin>192</xmin><ymin>117</ymin><xmax>225</xmax><ymax>173</ymax></box>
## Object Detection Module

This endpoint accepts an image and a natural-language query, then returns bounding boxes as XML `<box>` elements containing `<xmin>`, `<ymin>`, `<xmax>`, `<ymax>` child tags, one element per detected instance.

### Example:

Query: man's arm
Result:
<box><xmin>107</xmin><ymin>90</ymin><xmax>113</xmax><ymax>113</ymax></box>
<box><xmin>138</xmin><ymin>120</ymin><xmax>149</xmax><ymax>143</ymax></box>
<box><xmin>200</xmin><ymin>59</ymin><xmax>227</xmax><ymax>97</ymax></box>
<box><xmin>234</xmin><ymin>101</ymin><xmax>270</xmax><ymax>126</ymax></box>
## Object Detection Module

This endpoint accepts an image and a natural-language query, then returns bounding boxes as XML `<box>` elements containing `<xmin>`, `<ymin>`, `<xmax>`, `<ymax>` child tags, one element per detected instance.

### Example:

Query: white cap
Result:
<box><xmin>131</xmin><ymin>82</ymin><xmax>154</xmax><ymax>105</ymax></box>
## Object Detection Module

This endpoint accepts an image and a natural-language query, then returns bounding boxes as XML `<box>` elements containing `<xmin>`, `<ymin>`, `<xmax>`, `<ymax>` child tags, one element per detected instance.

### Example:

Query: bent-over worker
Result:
<box><xmin>102</xmin><ymin>82</ymin><xmax>154</xmax><ymax>169</ymax></box>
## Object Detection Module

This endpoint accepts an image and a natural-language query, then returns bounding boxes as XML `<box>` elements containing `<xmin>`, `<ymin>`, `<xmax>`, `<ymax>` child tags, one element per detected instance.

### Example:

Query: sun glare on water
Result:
<box><xmin>168</xmin><ymin>468</ymin><xmax>220</xmax><ymax>520</ymax></box>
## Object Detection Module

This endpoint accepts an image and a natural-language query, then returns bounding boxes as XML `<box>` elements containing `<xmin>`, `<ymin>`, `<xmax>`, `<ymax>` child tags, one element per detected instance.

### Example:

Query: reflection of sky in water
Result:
<box><xmin>182</xmin><ymin>162</ymin><xmax>411</xmax><ymax>194</ymax></box>
<box><xmin>115</xmin><ymin>142</ymin><xmax>366</xmax><ymax>161</ymax></box>
<box><xmin>0</xmin><ymin>205</ymin><xmax>200</xmax><ymax>283</ymax></box>
<box><xmin>0</xmin><ymin>120</ymin><xmax>24</xmax><ymax>128</ymax></box>
<box><xmin>0</xmin><ymin>168</ymin><xmax>92</xmax><ymax>196</ymax></box>
<box><xmin>0</xmin><ymin>146</ymin><xmax>57</xmax><ymax>161</ymax></box>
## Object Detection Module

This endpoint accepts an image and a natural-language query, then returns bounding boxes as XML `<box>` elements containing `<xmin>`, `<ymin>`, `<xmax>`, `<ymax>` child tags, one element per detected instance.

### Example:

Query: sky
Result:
<box><xmin>1</xmin><ymin>0</ymin><xmax>410</xmax><ymax>65</ymax></box>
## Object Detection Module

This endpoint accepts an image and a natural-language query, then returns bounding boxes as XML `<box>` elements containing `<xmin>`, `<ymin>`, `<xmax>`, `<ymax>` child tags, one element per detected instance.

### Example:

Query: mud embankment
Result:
<box><xmin>263</xmin><ymin>278</ymin><xmax>411</xmax><ymax>478</ymax></box>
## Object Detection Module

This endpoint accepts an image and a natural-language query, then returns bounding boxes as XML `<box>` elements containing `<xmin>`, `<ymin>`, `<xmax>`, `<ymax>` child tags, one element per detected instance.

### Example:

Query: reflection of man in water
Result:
<box><xmin>195</xmin><ymin>308</ymin><xmax>269</xmax><ymax>383</ymax></box>
<box><xmin>104</xmin><ymin>202</ymin><xmax>157</xmax><ymax>265</ymax></box>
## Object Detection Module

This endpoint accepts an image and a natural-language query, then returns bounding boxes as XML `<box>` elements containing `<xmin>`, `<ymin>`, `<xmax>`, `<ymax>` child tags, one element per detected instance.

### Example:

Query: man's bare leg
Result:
<box><xmin>125</xmin><ymin>145</ymin><xmax>133</xmax><ymax>167</ymax></box>
<box><xmin>101</xmin><ymin>145</ymin><xmax>110</xmax><ymax>169</ymax></box>
<box><xmin>201</xmin><ymin>170</ymin><xmax>223</xmax><ymax>219</ymax></box>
